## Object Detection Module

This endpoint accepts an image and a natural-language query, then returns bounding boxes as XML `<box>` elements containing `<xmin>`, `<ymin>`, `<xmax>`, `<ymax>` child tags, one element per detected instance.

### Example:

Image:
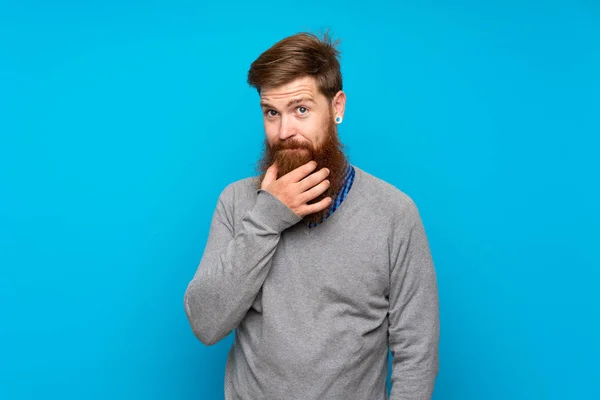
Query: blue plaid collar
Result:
<box><xmin>306</xmin><ymin>162</ymin><xmax>355</xmax><ymax>228</ymax></box>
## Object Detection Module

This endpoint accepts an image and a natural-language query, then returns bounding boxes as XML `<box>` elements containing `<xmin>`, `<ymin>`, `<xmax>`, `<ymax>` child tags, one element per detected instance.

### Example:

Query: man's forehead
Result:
<box><xmin>260</xmin><ymin>77</ymin><xmax>320</xmax><ymax>103</ymax></box>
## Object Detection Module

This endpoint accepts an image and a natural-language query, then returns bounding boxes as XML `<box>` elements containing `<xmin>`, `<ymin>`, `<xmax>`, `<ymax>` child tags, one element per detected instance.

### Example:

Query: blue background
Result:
<box><xmin>1</xmin><ymin>1</ymin><xmax>598</xmax><ymax>399</ymax></box>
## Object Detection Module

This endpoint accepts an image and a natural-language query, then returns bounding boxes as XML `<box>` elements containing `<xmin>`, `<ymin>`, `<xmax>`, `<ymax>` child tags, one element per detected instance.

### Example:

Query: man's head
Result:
<box><xmin>248</xmin><ymin>31</ymin><xmax>349</xmax><ymax>225</ymax></box>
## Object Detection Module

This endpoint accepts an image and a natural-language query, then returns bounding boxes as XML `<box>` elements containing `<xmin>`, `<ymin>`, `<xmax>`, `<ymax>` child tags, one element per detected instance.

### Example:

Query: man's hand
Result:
<box><xmin>261</xmin><ymin>160</ymin><xmax>332</xmax><ymax>217</ymax></box>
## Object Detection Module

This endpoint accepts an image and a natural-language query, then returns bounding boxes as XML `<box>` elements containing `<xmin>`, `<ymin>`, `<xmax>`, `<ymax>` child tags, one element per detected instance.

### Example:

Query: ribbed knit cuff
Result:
<box><xmin>252</xmin><ymin>189</ymin><xmax>303</xmax><ymax>233</ymax></box>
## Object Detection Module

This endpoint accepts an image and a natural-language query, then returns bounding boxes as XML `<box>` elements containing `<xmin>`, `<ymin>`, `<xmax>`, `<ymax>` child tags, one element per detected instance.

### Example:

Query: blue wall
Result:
<box><xmin>1</xmin><ymin>1</ymin><xmax>598</xmax><ymax>399</ymax></box>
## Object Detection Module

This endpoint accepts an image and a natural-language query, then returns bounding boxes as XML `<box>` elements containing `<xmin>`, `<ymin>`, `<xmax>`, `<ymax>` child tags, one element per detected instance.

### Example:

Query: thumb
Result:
<box><xmin>261</xmin><ymin>163</ymin><xmax>278</xmax><ymax>190</ymax></box>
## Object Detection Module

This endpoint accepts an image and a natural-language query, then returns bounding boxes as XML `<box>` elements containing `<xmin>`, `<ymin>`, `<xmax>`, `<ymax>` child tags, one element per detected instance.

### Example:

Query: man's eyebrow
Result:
<box><xmin>260</xmin><ymin>97</ymin><xmax>316</xmax><ymax>108</ymax></box>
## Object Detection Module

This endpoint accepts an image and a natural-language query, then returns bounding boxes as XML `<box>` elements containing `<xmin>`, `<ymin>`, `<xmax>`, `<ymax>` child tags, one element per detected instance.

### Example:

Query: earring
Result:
<box><xmin>335</xmin><ymin>116</ymin><xmax>343</xmax><ymax>124</ymax></box>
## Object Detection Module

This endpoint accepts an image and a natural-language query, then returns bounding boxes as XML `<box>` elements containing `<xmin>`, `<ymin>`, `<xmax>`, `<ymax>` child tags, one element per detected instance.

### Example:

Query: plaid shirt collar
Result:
<box><xmin>306</xmin><ymin>161</ymin><xmax>355</xmax><ymax>228</ymax></box>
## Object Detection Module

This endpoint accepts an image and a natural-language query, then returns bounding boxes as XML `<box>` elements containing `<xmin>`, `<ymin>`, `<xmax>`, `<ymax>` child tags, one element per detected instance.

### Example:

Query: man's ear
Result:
<box><xmin>332</xmin><ymin>90</ymin><xmax>346</xmax><ymax>121</ymax></box>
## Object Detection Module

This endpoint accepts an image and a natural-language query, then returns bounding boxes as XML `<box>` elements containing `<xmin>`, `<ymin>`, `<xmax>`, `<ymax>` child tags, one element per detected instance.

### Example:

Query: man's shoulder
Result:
<box><xmin>354</xmin><ymin>165</ymin><xmax>417</xmax><ymax>212</ymax></box>
<box><xmin>216</xmin><ymin>174</ymin><xmax>261</xmax><ymax>205</ymax></box>
<box><xmin>353</xmin><ymin>165</ymin><xmax>424</xmax><ymax>229</ymax></box>
<box><xmin>225</xmin><ymin>174</ymin><xmax>260</xmax><ymax>193</ymax></box>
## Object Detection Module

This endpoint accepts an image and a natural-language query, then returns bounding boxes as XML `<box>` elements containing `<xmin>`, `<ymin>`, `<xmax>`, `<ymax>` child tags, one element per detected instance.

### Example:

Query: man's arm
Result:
<box><xmin>184</xmin><ymin>161</ymin><xmax>331</xmax><ymax>346</ymax></box>
<box><xmin>388</xmin><ymin>197</ymin><xmax>440</xmax><ymax>399</ymax></box>
<box><xmin>184</xmin><ymin>183</ymin><xmax>302</xmax><ymax>345</ymax></box>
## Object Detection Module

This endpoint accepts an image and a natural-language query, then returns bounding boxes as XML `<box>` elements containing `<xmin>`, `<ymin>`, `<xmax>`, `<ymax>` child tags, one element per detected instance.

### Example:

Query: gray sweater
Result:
<box><xmin>184</xmin><ymin>165</ymin><xmax>440</xmax><ymax>400</ymax></box>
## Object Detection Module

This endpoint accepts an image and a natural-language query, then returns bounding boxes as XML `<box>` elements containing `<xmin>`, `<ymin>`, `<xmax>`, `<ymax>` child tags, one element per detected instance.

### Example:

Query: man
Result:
<box><xmin>184</xmin><ymin>31</ymin><xmax>440</xmax><ymax>400</ymax></box>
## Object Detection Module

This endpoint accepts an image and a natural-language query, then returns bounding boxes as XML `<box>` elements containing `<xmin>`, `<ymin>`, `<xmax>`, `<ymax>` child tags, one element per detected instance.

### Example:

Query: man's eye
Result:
<box><xmin>266</xmin><ymin>110</ymin><xmax>278</xmax><ymax>117</ymax></box>
<box><xmin>297</xmin><ymin>106</ymin><xmax>308</xmax><ymax>114</ymax></box>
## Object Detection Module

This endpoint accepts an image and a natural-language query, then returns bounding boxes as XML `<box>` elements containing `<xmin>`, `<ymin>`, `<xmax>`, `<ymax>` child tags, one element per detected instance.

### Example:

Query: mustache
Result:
<box><xmin>270</xmin><ymin>140</ymin><xmax>314</xmax><ymax>152</ymax></box>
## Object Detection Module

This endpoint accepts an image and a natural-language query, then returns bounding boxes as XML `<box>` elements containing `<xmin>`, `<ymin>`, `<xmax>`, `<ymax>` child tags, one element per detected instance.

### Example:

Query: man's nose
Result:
<box><xmin>278</xmin><ymin>115</ymin><xmax>295</xmax><ymax>141</ymax></box>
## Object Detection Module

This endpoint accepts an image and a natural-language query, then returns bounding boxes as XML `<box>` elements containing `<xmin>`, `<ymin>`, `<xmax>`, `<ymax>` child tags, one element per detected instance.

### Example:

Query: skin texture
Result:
<box><xmin>255</xmin><ymin>76</ymin><xmax>349</xmax><ymax>226</ymax></box>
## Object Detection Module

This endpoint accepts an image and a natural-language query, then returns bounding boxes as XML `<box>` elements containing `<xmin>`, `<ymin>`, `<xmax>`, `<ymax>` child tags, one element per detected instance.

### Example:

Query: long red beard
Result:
<box><xmin>256</xmin><ymin>116</ymin><xmax>348</xmax><ymax>227</ymax></box>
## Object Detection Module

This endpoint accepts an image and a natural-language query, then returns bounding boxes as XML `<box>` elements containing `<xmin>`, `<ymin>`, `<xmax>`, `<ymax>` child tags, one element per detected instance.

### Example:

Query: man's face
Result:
<box><xmin>259</xmin><ymin>76</ymin><xmax>333</xmax><ymax>159</ymax></box>
<box><xmin>255</xmin><ymin>76</ymin><xmax>348</xmax><ymax>226</ymax></box>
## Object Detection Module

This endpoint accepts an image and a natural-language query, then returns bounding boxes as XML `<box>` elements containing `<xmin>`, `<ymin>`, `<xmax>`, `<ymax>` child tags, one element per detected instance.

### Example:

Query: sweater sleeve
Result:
<box><xmin>184</xmin><ymin>183</ymin><xmax>302</xmax><ymax>345</ymax></box>
<box><xmin>388</xmin><ymin>197</ymin><xmax>440</xmax><ymax>399</ymax></box>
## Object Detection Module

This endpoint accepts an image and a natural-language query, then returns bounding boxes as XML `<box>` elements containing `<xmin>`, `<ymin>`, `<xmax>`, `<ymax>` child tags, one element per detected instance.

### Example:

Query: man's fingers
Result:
<box><xmin>299</xmin><ymin>196</ymin><xmax>332</xmax><ymax>216</ymax></box>
<box><xmin>299</xmin><ymin>179</ymin><xmax>330</xmax><ymax>204</ymax></box>
<box><xmin>298</xmin><ymin>167</ymin><xmax>330</xmax><ymax>193</ymax></box>
<box><xmin>283</xmin><ymin>160</ymin><xmax>318</xmax><ymax>183</ymax></box>
<box><xmin>261</xmin><ymin>163</ymin><xmax>278</xmax><ymax>190</ymax></box>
